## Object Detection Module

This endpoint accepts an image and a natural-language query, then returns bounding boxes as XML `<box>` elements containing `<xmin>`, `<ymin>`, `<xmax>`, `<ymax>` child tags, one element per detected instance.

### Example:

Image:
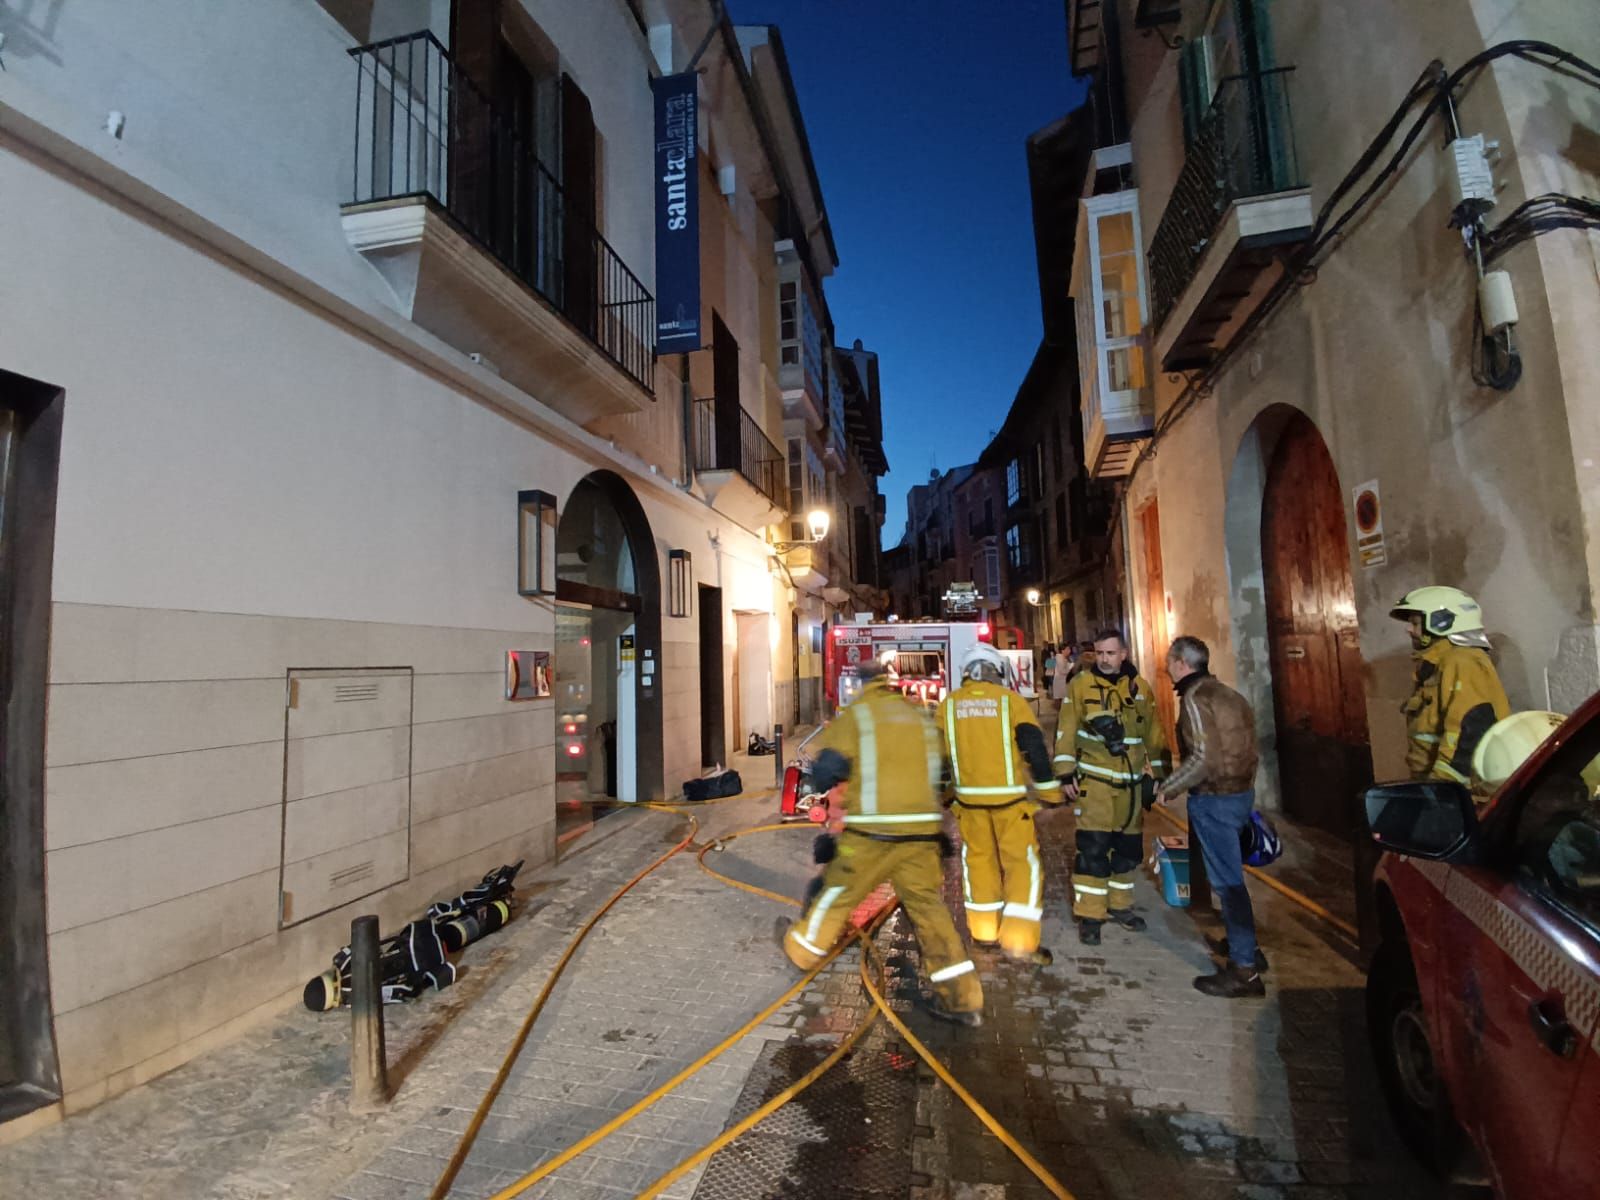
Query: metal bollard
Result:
<box><xmin>773</xmin><ymin>723</ymin><xmax>784</xmax><ymax>786</ymax></box>
<box><xmin>349</xmin><ymin>915</ymin><xmax>389</xmax><ymax>1112</ymax></box>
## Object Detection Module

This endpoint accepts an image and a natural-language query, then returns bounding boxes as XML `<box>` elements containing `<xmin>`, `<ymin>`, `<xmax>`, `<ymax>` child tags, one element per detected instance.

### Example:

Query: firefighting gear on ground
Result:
<box><xmin>936</xmin><ymin>665</ymin><xmax>1059</xmax><ymax>960</ymax></box>
<box><xmin>302</xmin><ymin>862</ymin><xmax>523</xmax><ymax>1012</ymax></box>
<box><xmin>1054</xmin><ymin>661</ymin><xmax>1169</xmax><ymax>930</ymax></box>
<box><xmin>782</xmin><ymin>676</ymin><xmax>983</xmax><ymax>1016</ymax></box>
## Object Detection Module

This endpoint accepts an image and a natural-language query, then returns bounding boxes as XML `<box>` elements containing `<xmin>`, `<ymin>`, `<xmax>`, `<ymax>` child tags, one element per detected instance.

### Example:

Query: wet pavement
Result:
<box><xmin>0</xmin><ymin>736</ymin><xmax>1442</xmax><ymax>1200</ymax></box>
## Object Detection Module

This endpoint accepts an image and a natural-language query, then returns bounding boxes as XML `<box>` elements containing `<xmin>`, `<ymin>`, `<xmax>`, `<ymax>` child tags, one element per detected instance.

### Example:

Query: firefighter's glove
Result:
<box><xmin>1140</xmin><ymin>775</ymin><xmax>1159</xmax><ymax>812</ymax></box>
<box><xmin>812</xmin><ymin>833</ymin><xmax>838</xmax><ymax>865</ymax></box>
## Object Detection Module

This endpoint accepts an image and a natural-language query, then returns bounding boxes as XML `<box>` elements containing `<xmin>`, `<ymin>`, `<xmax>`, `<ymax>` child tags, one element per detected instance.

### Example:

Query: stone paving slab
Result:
<box><xmin>0</xmin><ymin>747</ymin><xmax>1448</xmax><ymax>1200</ymax></box>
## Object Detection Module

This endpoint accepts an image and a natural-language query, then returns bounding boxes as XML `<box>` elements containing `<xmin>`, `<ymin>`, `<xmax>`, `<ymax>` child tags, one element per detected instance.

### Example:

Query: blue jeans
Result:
<box><xmin>1187</xmin><ymin>790</ymin><xmax>1258</xmax><ymax>970</ymax></box>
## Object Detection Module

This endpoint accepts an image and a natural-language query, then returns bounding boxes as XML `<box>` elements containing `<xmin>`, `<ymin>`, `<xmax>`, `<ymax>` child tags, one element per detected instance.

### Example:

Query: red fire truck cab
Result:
<box><xmin>1364</xmin><ymin>690</ymin><xmax>1600</xmax><ymax>1196</ymax></box>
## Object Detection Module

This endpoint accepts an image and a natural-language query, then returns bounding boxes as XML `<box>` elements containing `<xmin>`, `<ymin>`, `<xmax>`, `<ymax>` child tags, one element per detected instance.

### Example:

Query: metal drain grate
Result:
<box><xmin>692</xmin><ymin>1037</ymin><xmax>918</xmax><ymax>1199</ymax></box>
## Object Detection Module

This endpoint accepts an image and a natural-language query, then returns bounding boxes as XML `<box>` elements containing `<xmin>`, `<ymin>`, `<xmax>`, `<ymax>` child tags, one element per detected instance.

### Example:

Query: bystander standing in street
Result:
<box><xmin>1042</xmin><ymin>643</ymin><xmax>1058</xmax><ymax>698</ymax></box>
<box><xmin>1155</xmin><ymin>636</ymin><xmax>1265</xmax><ymax>998</ymax></box>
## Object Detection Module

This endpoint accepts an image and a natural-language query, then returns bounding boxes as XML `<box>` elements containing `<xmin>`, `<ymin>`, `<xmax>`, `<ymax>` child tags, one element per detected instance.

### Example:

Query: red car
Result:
<box><xmin>1365</xmin><ymin>692</ymin><xmax>1600</xmax><ymax>1197</ymax></box>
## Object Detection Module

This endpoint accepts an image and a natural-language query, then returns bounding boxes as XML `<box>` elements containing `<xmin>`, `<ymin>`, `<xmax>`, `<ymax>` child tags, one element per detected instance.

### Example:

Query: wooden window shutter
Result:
<box><xmin>560</xmin><ymin>74</ymin><xmax>598</xmax><ymax>338</ymax></box>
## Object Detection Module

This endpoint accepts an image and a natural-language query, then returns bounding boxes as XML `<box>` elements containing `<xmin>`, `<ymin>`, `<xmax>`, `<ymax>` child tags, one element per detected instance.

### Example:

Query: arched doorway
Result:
<box><xmin>1259</xmin><ymin>411</ymin><xmax>1372</xmax><ymax>836</ymax></box>
<box><xmin>553</xmin><ymin>471</ymin><xmax>662</xmax><ymax>839</ymax></box>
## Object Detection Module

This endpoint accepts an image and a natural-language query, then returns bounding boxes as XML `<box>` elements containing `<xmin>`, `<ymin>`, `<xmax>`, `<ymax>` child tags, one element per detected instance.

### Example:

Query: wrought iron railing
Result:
<box><xmin>347</xmin><ymin>32</ymin><xmax>655</xmax><ymax>391</ymax></box>
<box><xmin>1147</xmin><ymin>67</ymin><xmax>1302</xmax><ymax>332</ymax></box>
<box><xmin>691</xmin><ymin>399</ymin><xmax>785</xmax><ymax>508</ymax></box>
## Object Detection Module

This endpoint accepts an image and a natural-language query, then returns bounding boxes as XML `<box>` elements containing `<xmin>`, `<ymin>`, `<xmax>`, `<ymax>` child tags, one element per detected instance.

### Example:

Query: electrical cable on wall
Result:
<box><xmin>1106</xmin><ymin>37</ymin><xmax>1600</xmax><ymax>524</ymax></box>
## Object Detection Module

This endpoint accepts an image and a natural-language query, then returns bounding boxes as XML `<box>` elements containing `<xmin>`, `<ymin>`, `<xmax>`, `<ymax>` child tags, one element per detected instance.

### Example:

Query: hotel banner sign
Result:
<box><xmin>652</xmin><ymin>72</ymin><xmax>701</xmax><ymax>353</ymax></box>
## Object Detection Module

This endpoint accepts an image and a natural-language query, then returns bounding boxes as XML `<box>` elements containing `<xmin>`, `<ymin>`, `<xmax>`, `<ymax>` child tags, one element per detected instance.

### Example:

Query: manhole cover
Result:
<box><xmin>692</xmin><ymin>1036</ymin><xmax>917</xmax><ymax>1199</ymax></box>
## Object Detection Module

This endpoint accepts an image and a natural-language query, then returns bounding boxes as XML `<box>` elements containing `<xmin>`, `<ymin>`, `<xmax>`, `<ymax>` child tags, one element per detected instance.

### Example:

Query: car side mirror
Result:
<box><xmin>1364</xmin><ymin>779</ymin><xmax>1477</xmax><ymax>860</ymax></box>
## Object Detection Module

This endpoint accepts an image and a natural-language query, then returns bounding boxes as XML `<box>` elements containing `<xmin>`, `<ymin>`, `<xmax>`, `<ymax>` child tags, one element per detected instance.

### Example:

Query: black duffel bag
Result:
<box><xmin>682</xmin><ymin>768</ymin><xmax>743</xmax><ymax>802</ymax></box>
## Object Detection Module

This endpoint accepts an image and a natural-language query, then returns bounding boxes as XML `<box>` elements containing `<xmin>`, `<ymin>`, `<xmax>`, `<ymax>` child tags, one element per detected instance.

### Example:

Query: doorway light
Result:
<box><xmin>517</xmin><ymin>490</ymin><xmax>557</xmax><ymax>597</ymax></box>
<box><xmin>669</xmin><ymin>549</ymin><xmax>693</xmax><ymax>618</ymax></box>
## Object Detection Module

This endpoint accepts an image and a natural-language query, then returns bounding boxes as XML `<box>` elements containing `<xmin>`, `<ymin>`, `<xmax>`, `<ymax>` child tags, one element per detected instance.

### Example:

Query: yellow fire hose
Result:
<box><xmin>429</xmin><ymin>805</ymin><xmax>700</xmax><ymax>1199</ymax></box>
<box><xmin>1149</xmin><ymin>804</ymin><xmax>1360</xmax><ymax>942</ymax></box>
<box><xmin>432</xmin><ymin>791</ymin><xmax>1360</xmax><ymax>1200</ymax></box>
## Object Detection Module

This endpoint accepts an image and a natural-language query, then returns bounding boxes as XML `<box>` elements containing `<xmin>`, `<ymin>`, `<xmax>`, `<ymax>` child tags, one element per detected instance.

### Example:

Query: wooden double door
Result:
<box><xmin>1261</xmin><ymin>413</ymin><xmax>1372</xmax><ymax>837</ymax></box>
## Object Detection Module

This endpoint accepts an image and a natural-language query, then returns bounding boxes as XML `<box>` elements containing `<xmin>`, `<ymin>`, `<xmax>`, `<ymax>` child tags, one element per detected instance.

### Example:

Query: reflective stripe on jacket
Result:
<box><xmin>814</xmin><ymin>680</ymin><xmax>945</xmax><ymax>834</ymax></box>
<box><xmin>936</xmin><ymin>680</ymin><xmax>1059</xmax><ymax>806</ymax></box>
<box><xmin>1053</xmin><ymin>668</ymin><xmax>1170</xmax><ymax>783</ymax></box>
<box><xmin>1403</xmin><ymin>640</ymin><xmax>1510</xmax><ymax>784</ymax></box>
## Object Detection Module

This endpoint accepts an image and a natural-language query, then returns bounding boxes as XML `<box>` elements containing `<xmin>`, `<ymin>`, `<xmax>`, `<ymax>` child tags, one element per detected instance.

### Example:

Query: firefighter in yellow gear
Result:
<box><xmin>1390</xmin><ymin>587</ymin><xmax>1510</xmax><ymax>785</ymax></box>
<box><xmin>935</xmin><ymin>642</ymin><xmax>1061</xmax><ymax>964</ymax></box>
<box><xmin>783</xmin><ymin>659</ymin><xmax>984</xmax><ymax>1026</ymax></box>
<box><xmin>1054</xmin><ymin>629</ymin><xmax>1169</xmax><ymax>945</ymax></box>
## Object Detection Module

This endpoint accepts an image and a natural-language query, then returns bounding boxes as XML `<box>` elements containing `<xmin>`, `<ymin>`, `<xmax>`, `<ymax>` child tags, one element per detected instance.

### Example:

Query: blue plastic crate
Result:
<box><xmin>1153</xmin><ymin>835</ymin><xmax>1191</xmax><ymax>908</ymax></box>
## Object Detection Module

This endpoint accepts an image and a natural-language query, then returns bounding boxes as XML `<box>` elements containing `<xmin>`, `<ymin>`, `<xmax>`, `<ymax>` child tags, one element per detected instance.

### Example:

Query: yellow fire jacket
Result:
<box><xmin>936</xmin><ymin>680</ymin><xmax>1061</xmax><ymax>806</ymax></box>
<box><xmin>813</xmin><ymin>680</ymin><xmax>946</xmax><ymax>835</ymax></box>
<box><xmin>1403</xmin><ymin>639</ymin><xmax>1510</xmax><ymax>784</ymax></box>
<box><xmin>1053</xmin><ymin>667</ymin><xmax>1170</xmax><ymax>787</ymax></box>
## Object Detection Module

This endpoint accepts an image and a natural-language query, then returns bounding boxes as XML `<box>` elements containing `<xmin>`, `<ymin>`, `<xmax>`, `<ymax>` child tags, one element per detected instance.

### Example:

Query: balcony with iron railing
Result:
<box><xmin>691</xmin><ymin>398</ymin><xmax>786</xmax><ymax>532</ymax></box>
<box><xmin>340</xmin><ymin>32</ymin><xmax>655</xmax><ymax>418</ymax></box>
<box><xmin>1147</xmin><ymin>67</ymin><xmax>1312</xmax><ymax>373</ymax></box>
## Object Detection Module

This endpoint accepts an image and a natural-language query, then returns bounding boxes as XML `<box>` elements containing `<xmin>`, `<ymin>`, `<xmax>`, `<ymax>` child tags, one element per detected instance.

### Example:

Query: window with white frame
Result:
<box><xmin>1078</xmin><ymin>191</ymin><xmax>1150</xmax><ymax>424</ymax></box>
<box><xmin>787</xmin><ymin>438</ymin><xmax>827</xmax><ymax>543</ymax></box>
<box><xmin>780</xmin><ymin>282</ymin><xmax>799</xmax><ymax>366</ymax></box>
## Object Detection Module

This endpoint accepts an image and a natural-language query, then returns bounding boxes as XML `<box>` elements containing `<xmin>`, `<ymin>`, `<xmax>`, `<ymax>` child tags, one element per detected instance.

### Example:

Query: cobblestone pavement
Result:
<box><xmin>0</xmin><ymin>758</ymin><xmax>1444</xmax><ymax>1200</ymax></box>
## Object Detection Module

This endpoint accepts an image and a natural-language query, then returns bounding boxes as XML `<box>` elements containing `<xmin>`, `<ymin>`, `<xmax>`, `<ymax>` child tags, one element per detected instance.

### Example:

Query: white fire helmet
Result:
<box><xmin>959</xmin><ymin>642</ymin><xmax>1010</xmax><ymax>685</ymax></box>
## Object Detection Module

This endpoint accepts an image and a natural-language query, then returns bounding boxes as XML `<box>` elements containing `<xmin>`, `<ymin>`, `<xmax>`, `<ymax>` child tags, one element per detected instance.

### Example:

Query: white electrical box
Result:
<box><xmin>1450</xmin><ymin>135</ymin><xmax>1496</xmax><ymax>217</ymax></box>
<box><xmin>1479</xmin><ymin>270</ymin><xmax>1518</xmax><ymax>333</ymax></box>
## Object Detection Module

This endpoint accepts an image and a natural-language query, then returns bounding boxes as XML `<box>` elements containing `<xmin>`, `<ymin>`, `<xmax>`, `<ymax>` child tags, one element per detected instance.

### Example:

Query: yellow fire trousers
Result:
<box><xmin>784</xmin><ymin>833</ymin><xmax>983</xmax><ymax>1014</ymax></box>
<box><xmin>954</xmin><ymin>801</ymin><xmax>1044</xmax><ymax>958</ymax></box>
<box><xmin>1072</xmin><ymin>777</ymin><xmax>1142</xmax><ymax>920</ymax></box>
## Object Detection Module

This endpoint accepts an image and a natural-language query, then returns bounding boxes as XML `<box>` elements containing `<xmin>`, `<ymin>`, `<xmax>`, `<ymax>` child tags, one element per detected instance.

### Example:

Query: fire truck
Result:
<box><xmin>823</xmin><ymin>619</ymin><xmax>995</xmax><ymax>709</ymax></box>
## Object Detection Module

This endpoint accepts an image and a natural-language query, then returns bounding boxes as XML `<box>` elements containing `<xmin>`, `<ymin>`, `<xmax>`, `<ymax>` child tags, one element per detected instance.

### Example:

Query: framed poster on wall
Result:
<box><xmin>506</xmin><ymin>650</ymin><xmax>552</xmax><ymax>701</ymax></box>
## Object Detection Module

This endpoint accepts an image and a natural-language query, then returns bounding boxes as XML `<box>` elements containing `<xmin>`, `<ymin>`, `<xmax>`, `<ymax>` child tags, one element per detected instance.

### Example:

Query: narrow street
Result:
<box><xmin>2</xmin><ymin>1</ymin><xmax>1597</xmax><ymax>1193</ymax></box>
<box><xmin>0</xmin><ymin>732</ymin><xmax>1438</xmax><ymax>1200</ymax></box>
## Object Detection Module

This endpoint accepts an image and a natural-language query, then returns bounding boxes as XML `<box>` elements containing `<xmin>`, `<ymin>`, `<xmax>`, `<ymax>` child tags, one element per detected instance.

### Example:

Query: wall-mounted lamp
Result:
<box><xmin>669</xmin><ymin>549</ymin><xmax>693</xmax><ymax>617</ymax></box>
<box><xmin>773</xmin><ymin>508</ymin><xmax>831</xmax><ymax>552</ymax></box>
<box><xmin>1025</xmin><ymin>587</ymin><xmax>1042</xmax><ymax>606</ymax></box>
<box><xmin>517</xmin><ymin>489</ymin><xmax>557</xmax><ymax>597</ymax></box>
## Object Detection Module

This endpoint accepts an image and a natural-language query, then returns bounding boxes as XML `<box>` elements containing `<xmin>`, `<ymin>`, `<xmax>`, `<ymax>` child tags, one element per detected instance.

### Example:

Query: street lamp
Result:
<box><xmin>773</xmin><ymin>508</ymin><xmax>831</xmax><ymax>552</ymax></box>
<box><xmin>1025</xmin><ymin>587</ymin><xmax>1042</xmax><ymax>606</ymax></box>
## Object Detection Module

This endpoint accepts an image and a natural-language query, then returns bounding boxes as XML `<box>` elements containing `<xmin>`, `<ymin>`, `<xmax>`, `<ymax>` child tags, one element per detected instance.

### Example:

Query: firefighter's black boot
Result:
<box><xmin>1109</xmin><ymin>910</ymin><xmax>1147</xmax><ymax>932</ymax></box>
<box><xmin>926</xmin><ymin>996</ymin><xmax>984</xmax><ymax>1027</ymax></box>
<box><xmin>1007</xmin><ymin>947</ymin><xmax>1053</xmax><ymax>966</ymax></box>
<box><xmin>1077</xmin><ymin>919</ymin><xmax>1102</xmax><ymax>946</ymax></box>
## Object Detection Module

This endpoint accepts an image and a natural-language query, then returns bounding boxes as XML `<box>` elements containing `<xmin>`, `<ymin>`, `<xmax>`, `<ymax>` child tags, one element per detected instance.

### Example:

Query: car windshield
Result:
<box><xmin>1510</xmin><ymin>712</ymin><xmax>1600</xmax><ymax>928</ymax></box>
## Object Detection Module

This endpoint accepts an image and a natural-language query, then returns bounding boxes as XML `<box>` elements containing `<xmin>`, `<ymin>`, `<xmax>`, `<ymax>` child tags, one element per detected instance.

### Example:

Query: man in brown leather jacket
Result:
<box><xmin>1155</xmin><ymin>636</ymin><xmax>1265</xmax><ymax>999</ymax></box>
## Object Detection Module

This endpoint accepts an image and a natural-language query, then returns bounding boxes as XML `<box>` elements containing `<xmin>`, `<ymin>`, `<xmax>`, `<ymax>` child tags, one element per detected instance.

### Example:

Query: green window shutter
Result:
<box><xmin>1178</xmin><ymin>37</ymin><xmax>1210</xmax><ymax>146</ymax></box>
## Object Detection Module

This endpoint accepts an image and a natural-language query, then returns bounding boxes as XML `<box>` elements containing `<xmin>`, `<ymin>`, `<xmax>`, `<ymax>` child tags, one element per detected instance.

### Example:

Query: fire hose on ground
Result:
<box><xmin>425</xmin><ymin>786</ymin><xmax>1364</xmax><ymax>1199</ymax></box>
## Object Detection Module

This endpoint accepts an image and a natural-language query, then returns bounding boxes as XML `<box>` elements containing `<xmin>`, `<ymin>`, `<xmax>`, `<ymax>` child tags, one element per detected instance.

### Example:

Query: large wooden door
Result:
<box><xmin>1261</xmin><ymin>413</ymin><xmax>1372</xmax><ymax>835</ymax></box>
<box><xmin>1138</xmin><ymin>502</ymin><xmax>1175</xmax><ymax>739</ymax></box>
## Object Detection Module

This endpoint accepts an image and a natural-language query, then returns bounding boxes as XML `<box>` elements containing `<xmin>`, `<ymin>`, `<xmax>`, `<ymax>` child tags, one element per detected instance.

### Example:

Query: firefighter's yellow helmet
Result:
<box><xmin>1389</xmin><ymin>586</ymin><xmax>1486</xmax><ymax>636</ymax></box>
<box><xmin>1472</xmin><ymin>710</ymin><xmax>1564</xmax><ymax>788</ymax></box>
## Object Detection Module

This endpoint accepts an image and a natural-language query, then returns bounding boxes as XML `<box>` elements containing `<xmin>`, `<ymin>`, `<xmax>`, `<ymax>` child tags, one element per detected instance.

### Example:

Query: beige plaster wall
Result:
<box><xmin>1116</xmin><ymin>0</ymin><xmax>1600</xmax><ymax>800</ymax></box>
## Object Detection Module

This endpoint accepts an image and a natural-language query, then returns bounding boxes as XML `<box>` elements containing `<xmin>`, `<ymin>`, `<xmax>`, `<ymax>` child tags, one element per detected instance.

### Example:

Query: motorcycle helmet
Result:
<box><xmin>1239</xmin><ymin>810</ymin><xmax>1283</xmax><ymax>868</ymax></box>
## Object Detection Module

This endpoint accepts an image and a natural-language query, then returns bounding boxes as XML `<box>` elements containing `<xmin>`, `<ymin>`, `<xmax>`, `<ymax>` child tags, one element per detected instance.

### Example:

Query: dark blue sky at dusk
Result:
<box><xmin>731</xmin><ymin>0</ymin><xmax>1088</xmax><ymax>543</ymax></box>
